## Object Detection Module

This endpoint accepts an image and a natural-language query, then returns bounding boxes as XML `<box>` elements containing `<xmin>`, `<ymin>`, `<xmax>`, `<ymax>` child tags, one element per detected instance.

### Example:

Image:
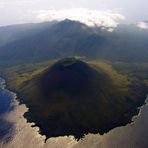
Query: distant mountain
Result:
<box><xmin>0</xmin><ymin>19</ymin><xmax>148</xmax><ymax>67</ymax></box>
<box><xmin>0</xmin><ymin>21</ymin><xmax>56</xmax><ymax>48</ymax></box>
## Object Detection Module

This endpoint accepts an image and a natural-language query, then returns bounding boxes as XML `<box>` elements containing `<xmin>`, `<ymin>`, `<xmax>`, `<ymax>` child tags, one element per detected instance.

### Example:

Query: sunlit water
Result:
<box><xmin>0</xmin><ymin>77</ymin><xmax>148</xmax><ymax>148</ymax></box>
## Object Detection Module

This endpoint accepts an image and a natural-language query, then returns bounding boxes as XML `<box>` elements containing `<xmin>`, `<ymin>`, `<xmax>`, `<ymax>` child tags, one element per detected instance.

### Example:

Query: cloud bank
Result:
<box><xmin>137</xmin><ymin>22</ymin><xmax>148</xmax><ymax>29</ymax></box>
<box><xmin>32</xmin><ymin>8</ymin><xmax>125</xmax><ymax>29</ymax></box>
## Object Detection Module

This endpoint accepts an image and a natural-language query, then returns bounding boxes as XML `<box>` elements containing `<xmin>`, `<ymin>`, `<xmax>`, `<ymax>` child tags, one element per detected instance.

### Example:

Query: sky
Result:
<box><xmin>0</xmin><ymin>0</ymin><xmax>148</xmax><ymax>27</ymax></box>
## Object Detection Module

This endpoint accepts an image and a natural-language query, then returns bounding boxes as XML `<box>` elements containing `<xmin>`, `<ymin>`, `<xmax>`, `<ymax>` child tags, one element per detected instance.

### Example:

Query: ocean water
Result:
<box><xmin>0</xmin><ymin>78</ymin><xmax>15</xmax><ymax>142</ymax></box>
<box><xmin>0</xmin><ymin>77</ymin><xmax>148</xmax><ymax>148</ymax></box>
<box><xmin>0</xmin><ymin>78</ymin><xmax>13</xmax><ymax>115</ymax></box>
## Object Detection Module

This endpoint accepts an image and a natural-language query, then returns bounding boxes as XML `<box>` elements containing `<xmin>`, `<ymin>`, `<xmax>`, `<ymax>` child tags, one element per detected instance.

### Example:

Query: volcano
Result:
<box><xmin>41</xmin><ymin>58</ymin><xmax>109</xmax><ymax>101</ymax></box>
<box><xmin>20</xmin><ymin>57</ymin><xmax>146</xmax><ymax>140</ymax></box>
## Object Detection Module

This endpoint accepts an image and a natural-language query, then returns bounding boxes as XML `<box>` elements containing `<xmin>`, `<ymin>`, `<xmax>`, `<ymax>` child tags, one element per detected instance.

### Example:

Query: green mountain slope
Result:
<box><xmin>0</xmin><ymin>20</ymin><xmax>148</xmax><ymax>68</ymax></box>
<box><xmin>2</xmin><ymin>58</ymin><xmax>147</xmax><ymax>139</ymax></box>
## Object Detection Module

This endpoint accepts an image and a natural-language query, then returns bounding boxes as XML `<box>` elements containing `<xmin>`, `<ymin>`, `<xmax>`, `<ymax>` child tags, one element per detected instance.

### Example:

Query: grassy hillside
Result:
<box><xmin>1</xmin><ymin>58</ymin><xmax>147</xmax><ymax>139</ymax></box>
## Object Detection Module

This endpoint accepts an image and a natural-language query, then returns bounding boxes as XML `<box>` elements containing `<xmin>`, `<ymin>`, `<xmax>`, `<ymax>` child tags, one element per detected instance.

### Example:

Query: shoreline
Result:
<box><xmin>0</xmin><ymin>76</ymin><xmax>148</xmax><ymax>141</ymax></box>
<box><xmin>0</xmin><ymin>76</ymin><xmax>148</xmax><ymax>147</ymax></box>
<box><xmin>2</xmin><ymin>59</ymin><xmax>146</xmax><ymax>141</ymax></box>
<box><xmin>0</xmin><ymin>77</ymin><xmax>45</xmax><ymax>148</ymax></box>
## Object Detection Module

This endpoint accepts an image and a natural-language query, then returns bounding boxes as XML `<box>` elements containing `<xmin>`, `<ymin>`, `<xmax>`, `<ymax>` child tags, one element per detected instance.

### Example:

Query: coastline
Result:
<box><xmin>0</xmin><ymin>76</ymin><xmax>148</xmax><ymax>147</ymax></box>
<box><xmin>1</xmin><ymin>75</ymin><xmax>148</xmax><ymax>138</ymax></box>
<box><xmin>1</xmin><ymin>59</ymin><xmax>147</xmax><ymax>140</ymax></box>
<box><xmin>0</xmin><ymin>76</ymin><xmax>47</xmax><ymax>146</ymax></box>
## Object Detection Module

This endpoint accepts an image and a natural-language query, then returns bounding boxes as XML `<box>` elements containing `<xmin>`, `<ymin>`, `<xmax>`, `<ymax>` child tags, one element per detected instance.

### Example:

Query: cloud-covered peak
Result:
<box><xmin>32</xmin><ymin>8</ymin><xmax>125</xmax><ymax>30</ymax></box>
<box><xmin>137</xmin><ymin>21</ymin><xmax>148</xmax><ymax>29</ymax></box>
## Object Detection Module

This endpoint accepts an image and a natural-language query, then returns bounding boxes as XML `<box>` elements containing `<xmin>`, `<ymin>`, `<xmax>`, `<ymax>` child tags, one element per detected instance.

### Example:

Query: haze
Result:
<box><xmin>0</xmin><ymin>0</ymin><xmax>148</xmax><ymax>26</ymax></box>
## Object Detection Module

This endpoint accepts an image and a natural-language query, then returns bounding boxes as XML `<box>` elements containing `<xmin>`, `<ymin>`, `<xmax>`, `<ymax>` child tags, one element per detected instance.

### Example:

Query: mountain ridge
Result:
<box><xmin>0</xmin><ymin>19</ymin><xmax>148</xmax><ymax>68</ymax></box>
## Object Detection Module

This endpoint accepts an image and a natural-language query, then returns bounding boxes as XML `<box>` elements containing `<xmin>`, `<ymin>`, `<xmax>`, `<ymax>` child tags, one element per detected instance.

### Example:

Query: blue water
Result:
<box><xmin>0</xmin><ymin>78</ymin><xmax>14</xmax><ymax>141</ymax></box>
<box><xmin>0</xmin><ymin>78</ymin><xmax>13</xmax><ymax>115</ymax></box>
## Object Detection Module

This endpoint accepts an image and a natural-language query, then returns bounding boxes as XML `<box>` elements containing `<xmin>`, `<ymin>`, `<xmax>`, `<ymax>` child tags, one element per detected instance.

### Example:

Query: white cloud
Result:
<box><xmin>14</xmin><ymin>0</ymin><xmax>41</xmax><ymax>4</ymax></box>
<box><xmin>0</xmin><ymin>1</ymin><xmax>6</xmax><ymax>8</ymax></box>
<box><xmin>0</xmin><ymin>0</ymin><xmax>41</xmax><ymax>6</ymax></box>
<box><xmin>137</xmin><ymin>21</ymin><xmax>148</xmax><ymax>29</ymax></box>
<box><xmin>31</xmin><ymin>8</ymin><xmax>125</xmax><ymax>29</ymax></box>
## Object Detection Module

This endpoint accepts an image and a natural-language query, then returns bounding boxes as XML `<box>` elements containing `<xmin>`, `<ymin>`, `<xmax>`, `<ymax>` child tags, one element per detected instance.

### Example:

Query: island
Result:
<box><xmin>1</xmin><ymin>57</ymin><xmax>147</xmax><ymax>140</ymax></box>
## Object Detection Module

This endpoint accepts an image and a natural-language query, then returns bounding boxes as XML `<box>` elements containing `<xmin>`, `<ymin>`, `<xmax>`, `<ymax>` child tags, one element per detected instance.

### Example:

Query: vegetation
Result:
<box><xmin>1</xmin><ymin>58</ymin><xmax>147</xmax><ymax>139</ymax></box>
<box><xmin>0</xmin><ymin>20</ymin><xmax>147</xmax><ymax>140</ymax></box>
<box><xmin>0</xmin><ymin>20</ymin><xmax>148</xmax><ymax>68</ymax></box>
